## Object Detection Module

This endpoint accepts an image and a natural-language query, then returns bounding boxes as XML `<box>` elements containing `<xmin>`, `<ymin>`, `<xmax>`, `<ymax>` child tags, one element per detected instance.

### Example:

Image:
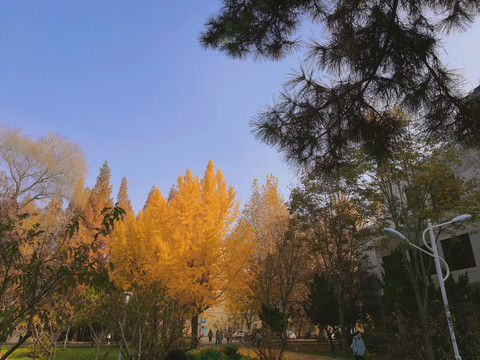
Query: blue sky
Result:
<box><xmin>1</xmin><ymin>1</ymin><xmax>479</xmax><ymax>212</ymax></box>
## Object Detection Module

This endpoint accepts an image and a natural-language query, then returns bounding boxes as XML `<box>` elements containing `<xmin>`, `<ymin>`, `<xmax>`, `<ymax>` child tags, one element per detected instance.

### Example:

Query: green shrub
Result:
<box><xmin>223</xmin><ymin>345</ymin><xmax>241</xmax><ymax>360</ymax></box>
<box><xmin>186</xmin><ymin>352</ymin><xmax>198</xmax><ymax>360</ymax></box>
<box><xmin>198</xmin><ymin>348</ymin><xmax>223</xmax><ymax>360</ymax></box>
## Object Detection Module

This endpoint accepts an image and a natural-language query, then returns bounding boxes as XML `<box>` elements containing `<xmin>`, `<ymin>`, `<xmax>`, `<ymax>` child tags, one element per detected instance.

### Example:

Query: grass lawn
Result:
<box><xmin>0</xmin><ymin>346</ymin><xmax>119</xmax><ymax>360</ymax></box>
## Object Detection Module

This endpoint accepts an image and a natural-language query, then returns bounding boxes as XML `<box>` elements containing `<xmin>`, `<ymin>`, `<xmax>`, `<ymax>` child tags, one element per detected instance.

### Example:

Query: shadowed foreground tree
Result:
<box><xmin>0</xmin><ymin>200</ymin><xmax>124</xmax><ymax>360</ymax></box>
<box><xmin>442</xmin><ymin>274</ymin><xmax>480</xmax><ymax>359</ymax></box>
<box><xmin>290</xmin><ymin>153</ymin><xmax>379</xmax><ymax>356</ymax></box>
<box><xmin>201</xmin><ymin>0</ymin><xmax>480</xmax><ymax>169</ymax></box>
<box><xmin>252</xmin><ymin>221</ymin><xmax>310</xmax><ymax>360</ymax></box>
<box><xmin>304</xmin><ymin>273</ymin><xmax>341</xmax><ymax>353</ymax></box>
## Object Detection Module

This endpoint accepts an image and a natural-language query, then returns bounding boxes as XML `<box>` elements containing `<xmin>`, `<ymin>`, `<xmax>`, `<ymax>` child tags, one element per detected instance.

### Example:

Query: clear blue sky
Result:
<box><xmin>1</xmin><ymin>1</ymin><xmax>479</xmax><ymax>212</ymax></box>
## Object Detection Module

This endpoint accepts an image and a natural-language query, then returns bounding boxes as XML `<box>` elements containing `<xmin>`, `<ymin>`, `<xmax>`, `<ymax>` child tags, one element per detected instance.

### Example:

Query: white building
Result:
<box><xmin>372</xmin><ymin>147</ymin><xmax>480</xmax><ymax>284</ymax></box>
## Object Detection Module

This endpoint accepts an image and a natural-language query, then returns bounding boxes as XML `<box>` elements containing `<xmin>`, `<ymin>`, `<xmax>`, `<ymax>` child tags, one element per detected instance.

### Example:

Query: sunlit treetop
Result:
<box><xmin>109</xmin><ymin>160</ymin><xmax>251</xmax><ymax>317</ymax></box>
<box><xmin>117</xmin><ymin>177</ymin><xmax>133</xmax><ymax>215</ymax></box>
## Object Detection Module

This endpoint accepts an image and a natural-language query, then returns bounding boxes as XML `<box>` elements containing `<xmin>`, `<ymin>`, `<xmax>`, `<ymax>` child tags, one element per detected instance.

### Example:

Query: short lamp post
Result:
<box><xmin>384</xmin><ymin>214</ymin><xmax>471</xmax><ymax>360</ymax></box>
<box><xmin>118</xmin><ymin>291</ymin><xmax>133</xmax><ymax>360</ymax></box>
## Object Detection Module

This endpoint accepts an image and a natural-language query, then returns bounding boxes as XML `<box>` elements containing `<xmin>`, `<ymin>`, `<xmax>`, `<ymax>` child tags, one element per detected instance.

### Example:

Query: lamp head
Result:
<box><xmin>383</xmin><ymin>228</ymin><xmax>409</xmax><ymax>243</ymax></box>
<box><xmin>123</xmin><ymin>291</ymin><xmax>133</xmax><ymax>305</ymax></box>
<box><xmin>450</xmin><ymin>214</ymin><xmax>471</xmax><ymax>224</ymax></box>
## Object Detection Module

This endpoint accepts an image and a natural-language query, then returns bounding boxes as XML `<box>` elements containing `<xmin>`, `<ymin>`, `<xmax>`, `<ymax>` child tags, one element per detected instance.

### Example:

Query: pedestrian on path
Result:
<box><xmin>208</xmin><ymin>329</ymin><xmax>213</xmax><ymax>343</ymax></box>
<box><xmin>351</xmin><ymin>331</ymin><xmax>366</xmax><ymax>360</ymax></box>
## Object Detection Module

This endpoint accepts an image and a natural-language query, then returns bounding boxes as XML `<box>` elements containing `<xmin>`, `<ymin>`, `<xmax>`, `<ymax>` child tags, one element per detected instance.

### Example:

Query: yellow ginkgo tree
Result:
<box><xmin>109</xmin><ymin>160</ymin><xmax>254</xmax><ymax>338</ymax></box>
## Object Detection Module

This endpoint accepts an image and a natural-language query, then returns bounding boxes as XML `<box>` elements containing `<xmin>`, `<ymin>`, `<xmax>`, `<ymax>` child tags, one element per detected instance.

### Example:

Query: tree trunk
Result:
<box><xmin>324</xmin><ymin>327</ymin><xmax>335</xmax><ymax>353</ymax></box>
<box><xmin>50</xmin><ymin>325</ymin><xmax>57</xmax><ymax>360</ymax></box>
<box><xmin>409</xmin><ymin>253</ymin><xmax>435</xmax><ymax>360</ymax></box>
<box><xmin>63</xmin><ymin>327</ymin><xmax>69</xmax><ymax>350</ymax></box>
<box><xmin>297</xmin><ymin>321</ymin><xmax>302</xmax><ymax>339</ymax></box>
<box><xmin>278</xmin><ymin>311</ymin><xmax>288</xmax><ymax>360</ymax></box>
<box><xmin>415</xmin><ymin>291</ymin><xmax>435</xmax><ymax>360</ymax></box>
<box><xmin>117</xmin><ymin>317</ymin><xmax>132</xmax><ymax>360</ymax></box>
<box><xmin>337</xmin><ymin>276</ymin><xmax>348</xmax><ymax>357</ymax></box>
<box><xmin>191</xmin><ymin>316</ymin><xmax>198</xmax><ymax>341</ymax></box>
<box><xmin>421</xmin><ymin>315</ymin><xmax>435</xmax><ymax>360</ymax></box>
<box><xmin>338</xmin><ymin>297</ymin><xmax>348</xmax><ymax>357</ymax></box>
<box><xmin>95</xmin><ymin>339</ymin><xmax>100</xmax><ymax>360</ymax></box>
<box><xmin>137</xmin><ymin>323</ymin><xmax>142</xmax><ymax>360</ymax></box>
<box><xmin>137</xmin><ymin>299</ymin><xmax>142</xmax><ymax>360</ymax></box>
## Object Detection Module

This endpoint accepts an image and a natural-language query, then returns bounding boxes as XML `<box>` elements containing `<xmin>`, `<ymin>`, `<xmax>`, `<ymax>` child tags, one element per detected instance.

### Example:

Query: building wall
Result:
<box><xmin>373</xmin><ymin>223</ymin><xmax>480</xmax><ymax>285</ymax></box>
<box><xmin>371</xmin><ymin>148</ymin><xmax>480</xmax><ymax>284</ymax></box>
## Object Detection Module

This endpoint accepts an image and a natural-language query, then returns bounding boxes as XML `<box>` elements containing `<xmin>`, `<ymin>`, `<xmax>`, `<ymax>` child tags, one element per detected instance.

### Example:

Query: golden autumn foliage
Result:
<box><xmin>117</xmin><ymin>177</ymin><xmax>133</xmax><ymax>215</ymax></box>
<box><xmin>109</xmin><ymin>187</ymin><xmax>173</xmax><ymax>289</ymax></box>
<box><xmin>70</xmin><ymin>162</ymin><xmax>113</xmax><ymax>264</ymax></box>
<box><xmin>227</xmin><ymin>175</ymin><xmax>291</xmax><ymax>318</ymax></box>
<box><xmin>243</xmin><ymin>176</ymin><xmax>289</xmax><ymax>258</ymax></box>
<box><xmin>109</xmin><ymin>160</ymin><xmax>253</xmax><ymax>321</ymax></box>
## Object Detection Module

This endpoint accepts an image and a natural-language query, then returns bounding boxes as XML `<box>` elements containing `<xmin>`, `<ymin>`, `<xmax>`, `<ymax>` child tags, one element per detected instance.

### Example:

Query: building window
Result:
<box><xmin>441</xmin><ymin>233</ymin><xmax>476</xmax><ymax>271</ymax></box>
<box><xmin>382</xmin><ymin>247</ymin><xmax>436</xmax><ymax>277</ymax></box>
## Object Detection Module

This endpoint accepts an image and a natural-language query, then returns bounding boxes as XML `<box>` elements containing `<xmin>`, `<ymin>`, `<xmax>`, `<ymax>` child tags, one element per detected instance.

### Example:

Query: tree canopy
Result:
<box><xmin>373</xmin><ymin>138</ymin><xmax>479</xmax><ymax>360</ymax></box>
<box><xmin>231</xmin><ymin>175</ymin><xmax>309</xmax><ymax>360</ymax></box>
<box><xmin>201</xmin><ymin>0</ymin><xmax>480</xmax><ymax>169</ymax></box>
<box><xmin>289</xmin><ymin>151</ymin><xmax>379</xmax><ymax>354</ymax></box>
<box><xmin>0</xmin><ymin>126</ymin><xmax>86</xmax><ymax>204</ymax></box>
<box><xmin>109</xmin><ymin>160</ymin><xmax>253</xmax><ymax>338</ymax></box>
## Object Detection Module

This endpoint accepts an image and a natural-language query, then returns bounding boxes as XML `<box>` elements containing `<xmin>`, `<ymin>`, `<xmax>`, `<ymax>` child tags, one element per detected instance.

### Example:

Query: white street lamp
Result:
<box><xmin>118</xmin><ymin>291</ymin><xmax>133</xmax><ymax>360</ymax></box>
<box><xmin>384</xmin><ymin>214</ymin><xmax>471</xmax><ymax>360</ymax></box>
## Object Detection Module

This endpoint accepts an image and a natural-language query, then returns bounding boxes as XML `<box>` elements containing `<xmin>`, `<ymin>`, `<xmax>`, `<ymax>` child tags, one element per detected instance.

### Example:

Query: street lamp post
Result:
<box><xmin>384</xmin><ymin>214</ymin><xmax>471</xmax><ymax>360</ymax></box>
<box><xmin>118</xmin><ymin>291</ymin><xmax>133</xmax><ymax>360</ymax></box>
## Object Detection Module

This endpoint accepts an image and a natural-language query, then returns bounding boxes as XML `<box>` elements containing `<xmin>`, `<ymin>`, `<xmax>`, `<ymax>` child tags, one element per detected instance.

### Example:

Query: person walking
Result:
<box><xmin>208</xmin><ymin>329</ymin><xmax>213</xmax><ymax>343</ymax></box>
<box><xmin>215</xmin><ymin>329</ymin><xmax>220</xmax><ymax>344</ymax></box>
<box><xmin>219</xmin><ymin>329</ymin><xmax>223</xmax><ymax>344</ymax></box>
<box><xmin>254</xmin><ymin>329</ymin><xmax>262</xmax><ymax>347</ymax></box>
<box><xmin>351</xmin><ymin>331</ymin><xmax>366</xmax><ymax>360</ymax></box>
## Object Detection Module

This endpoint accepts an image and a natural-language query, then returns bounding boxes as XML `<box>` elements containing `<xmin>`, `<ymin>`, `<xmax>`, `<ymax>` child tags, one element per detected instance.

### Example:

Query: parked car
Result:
<box><xmin>286</xmin><ymin>330</ymin><xmax>296</xmax><ymax>339</ymax></box>
<box><xmin>233</xmin><ymin>330</ymin><xmax>245</xmax><ymax>340</ymax></box>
